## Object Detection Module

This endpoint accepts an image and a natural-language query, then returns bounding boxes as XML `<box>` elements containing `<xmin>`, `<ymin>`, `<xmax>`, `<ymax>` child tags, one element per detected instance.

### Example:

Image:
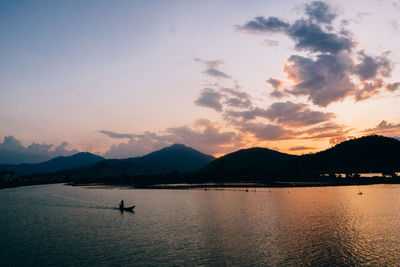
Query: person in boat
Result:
<box><xmin>119</xmin><ymin>200</ymin><xmax>124</xmax><ymax>210</ymax></box>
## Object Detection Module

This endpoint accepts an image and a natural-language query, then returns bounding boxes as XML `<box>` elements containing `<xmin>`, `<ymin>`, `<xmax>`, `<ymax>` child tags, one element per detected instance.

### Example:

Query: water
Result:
<box><xmin>1</xmin><ymin>184</ymin><xmax>400</xmax><ymax>266</ymax></box>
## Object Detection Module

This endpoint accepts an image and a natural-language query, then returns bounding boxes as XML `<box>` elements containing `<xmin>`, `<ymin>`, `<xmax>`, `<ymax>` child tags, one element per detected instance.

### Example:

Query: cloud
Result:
<box><xmin>203</xmin><ymin>69</ymin><xmax>231</xmax><ymax>79</ymax></box>
<box><xmin>225</xmin><ymin>108</ymin><xmax>268</xmax><ymax>121</ymax></box>
<box><xmin>289</xmin><ymin>146</ymin><xmax>316</xmax><ymax>151</ymax></box>
<box><xmin>386</xmin><ymin>82</ymin><xmax>400</xmax><ymax>92</ymax></box>
<box><xmin>355</xmin><ymin>79</ymin><xmax>384</xmax><ymax>101</ymax></box>
<box><xmin>302</xmin><ymin>123</ymin><xmax>345</xmax><ymax>135</ymax></box>
<box><xmin>263</xmin><ymin>101</ymin><xmax>335</xmax><ymax>126</ymax></box>
<box><xmin>284</xmin><ymin>51</ymin><xmax>393</xmax><ymax>106</ymax></box>
<box><xmin>191</xmin><ymin>1</ymin><xmax>391</xmax><ymax>147</ymax></box>
<box><xmin>195</xmin><ymin>58</ymin><xmax>231</xmax><ymax>79</ymax></box>
<box><xmin>237</xmin><ymin>5</ymin><xmax>352</xmax><ymax>54</ymax></box>
<box><xmin>226</xmin><ymin>102</ymin><xmax>334</xmax><ymax>127</ymax></box>
<box><xmin>195</xmin><ymin>76</ymin><xmax>341</xmax><ymax>143</ymax></box>
<box><xmin>0</xmin><ymin>136</ymin><xmax>25</xmax><ymax>152</ymax></box>
<box><xmin>54</xmin><ymin>142</ymin><xmax>72</xmax><ymax>154</ymax></box>
<box><xmin>103</xmin><ymin>133</ymin><xmax>172</xmax><ymax>159</ymax></box>
<box><xmin>239</xmin><ymin>122</ymin><xmax>294</xmax><ymax>140</ymax></box>
<box><xmin>363</xmin><ymin>120</ymin><xmax>400</xmax><ymax>135</ymax></box>
<box><xmin>27</xmin><ymin>142</ymin><xmax>53</xmax><ymax>154</ymax></box>
<box><xmin>237</xmin><ymin>1</ymin><xmax>396</xmax><ymax>106</ymax></box>
<box><xmin>194</xmin><ymin>88</ymin><xmax>223</xmax><ymax>112</ymax></box>
<box><xmin>0</xmin><ymin>136</ymin><xmax>79</xmax><ymax>164</ymax></box>
<box><xmin>288</xmin><ymin>19</ymin><xmax>352</xmax><ymax>53</ymax></box>
<box><xmin>220</xmin><ymin>87</ymin><xmax>252</xmax><ymax>108</ymax></box>
<box><xmin>195</xmin><ymin>87</ymin><xmax>348</xmax><ymax>144</ymax></box>
<box><xmin>98</xmin><ymin>130</ymin><xmax>135</xmax><ymax>139</ymax></box>
<box><xmin>304</xmin><ymin>1</ymin><xmax>336</xmax><ymax>24</ymax></box>
<box><xmin>101</xmin><ymin>119</ymin><xmax>243</xmax><ymax>158</ymax></box>
<box><xmin>266</xmin><ymin>78</ymin><xmax>288</xmax><ymax>97</ymax></box>
<box><xmin>284</xmin><ymin>53</ymin><xmax>355</xmax><ymax>106</ymax></box>
<box><xmin>299</xmin><ymin>123</ymin><xmax>351</xmax><ymax>141</ymax></box>
<box><xmin>231</xmin><ymin>118</ymin><xmax>350</xmax><ymax>142</ymax></box>
<box><xmin>195</xmin><ymin>85</ymin><xmax>252</xmax><ymax>112</ymax></box>
<box><xmin>224</xmin><ymin>97</ymin><xmax>251</xmax><ymax>109</ymax></box>
<box><xmin>166</xmin><ymin>120</ymin><xmax>239</xmax><ymax>154</ymax></box>
<box><xmin>236</xmin><ymin>16</ymin><xmax>290</xmax><ymax>33</ymax></box>
<box><xmin>266</xmin><ymin>78</ymin><xmax>283</xmax><ymax>89</ymax></box>
<box><xmin>354</xmin><ymin>51</ymin><xmax>393</xmax><ymax>80</ymax></box>
<box><xmin>303</xmin><ymin>131</ymin><xmax>351</xmax><ymax>140</ymax></box>
<box><xmin>270</xmin><ymin>90</ymin><xmax>287</xmax><ymax>98</ymax></box>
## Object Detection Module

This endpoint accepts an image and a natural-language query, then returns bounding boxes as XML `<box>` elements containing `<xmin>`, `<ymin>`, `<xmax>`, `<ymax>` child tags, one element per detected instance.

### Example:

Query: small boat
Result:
<box><xmin>119</xmin><ymin>206</ymin><xmax>135</xmax><ymax>212</ymax></box>
<box><xmin>358</xmin><ymin>187</ymin><xmax>363</xmax><ymax>195</ymax></box>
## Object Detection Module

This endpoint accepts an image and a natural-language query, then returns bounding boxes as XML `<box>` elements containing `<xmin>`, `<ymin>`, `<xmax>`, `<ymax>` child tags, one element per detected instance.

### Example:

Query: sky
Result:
<box><xmin>1</xmin><ymin>0</ymin><xmax>400</xmax><ymax>161</ymax></box>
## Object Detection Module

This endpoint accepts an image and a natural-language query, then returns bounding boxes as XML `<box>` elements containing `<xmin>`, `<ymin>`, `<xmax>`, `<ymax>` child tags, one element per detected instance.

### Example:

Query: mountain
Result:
<box><xmin>0</xmin><ymin>149</ymin><xmax>52</xmax><ymax>165</ymax></box>
<box><xmin>0</xmin><ymin>136</ymin><xmax>80</xmax><ymax>164</ymax></box>
<box><xmin>195</xmin><ymin>135</ymin><xmax>400</xmax><ymax>182</ymax></box>
<box><xmin>63</xmin><ymin>144</ymin><xmax>215</xmax><ymax>178</ymax></box>
<box><xmin>291</xmin><ymin>135</ymin><xmax>400</xmax><ymax>174</ymax></box>
<box><xmin>5</xmin><ymin>135</ymin><xmax>400</xmax><ymax>187</ymax></box>
<box><xmin>197</xmin><ymin>147</ymin><xmax>297</xmax><ymax>180</ymax></box>
<box><xmin>139</xmin><ymin>143</ymin><xmax>215</xmax><ymax>172</ymax></box>
<box><xmin>0</xmin><ymin>152</ymin><xmax>104</xmax><ymax>176</ymax></box>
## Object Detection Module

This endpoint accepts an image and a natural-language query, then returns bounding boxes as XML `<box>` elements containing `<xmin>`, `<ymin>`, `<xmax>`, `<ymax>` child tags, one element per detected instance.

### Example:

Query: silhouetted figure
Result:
<box><xmin>119</xmin><ymin>200</ymin><xmax>124</xmax><ymax>210</ymax></box>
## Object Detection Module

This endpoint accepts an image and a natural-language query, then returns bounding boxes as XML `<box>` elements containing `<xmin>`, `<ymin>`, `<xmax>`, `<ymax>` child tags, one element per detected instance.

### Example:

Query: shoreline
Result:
<box><xmin>138</xmin><ymin>180</ymin><xmax>400</xmax><ymax>189</ymax></box>
<box><xmin>65</xmin><ymin>179</ymin><xmax>400</xmax><ymax>190</ymax></box>
<box><xmin>2</xmin><ymin>178</ymin><xmax>400</xmax><ymax>190</ymax></box>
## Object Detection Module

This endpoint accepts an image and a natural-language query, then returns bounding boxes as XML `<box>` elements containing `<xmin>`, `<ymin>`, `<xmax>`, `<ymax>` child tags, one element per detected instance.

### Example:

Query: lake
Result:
<box><xmin>1</xmin><ymin>184</ymin><xmax>400</xmax><ymax>266</ymax></box>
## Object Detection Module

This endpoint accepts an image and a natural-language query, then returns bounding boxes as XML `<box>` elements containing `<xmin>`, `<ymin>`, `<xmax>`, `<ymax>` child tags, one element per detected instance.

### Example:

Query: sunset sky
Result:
<box><xmin>1</xmin><ymin>0</ymin><xmax>400</xmax><ymax>160</ymax></box>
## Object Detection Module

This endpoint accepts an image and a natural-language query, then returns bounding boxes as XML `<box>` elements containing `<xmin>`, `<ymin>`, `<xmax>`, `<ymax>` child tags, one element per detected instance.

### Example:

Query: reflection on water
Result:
<box><xmin>1</xmin><ymin>184</ymin><xmax>400</xmax><ymax>266</ymax></box>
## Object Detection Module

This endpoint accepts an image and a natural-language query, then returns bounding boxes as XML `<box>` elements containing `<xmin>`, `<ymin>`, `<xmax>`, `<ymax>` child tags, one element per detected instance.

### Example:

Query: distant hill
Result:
<box><xmin>0</xmin><ymin>152</ymin><xmax>104</xmax><ymax>176</ymax></box>
<box><xmin>5</xmin><ymin>135</ymin><xmax>400</xmax><ymax>187</ymax></box>
<box><xmin>291</xmin><ymin>135</ymin><xmax>400</xmax><ymax>174</ymax></box>
<box><xmin>62</xmin><ymin>144</ymin><xmax>215</xmax><ymax>178</ymax></box>
<box><xmin>0</xmin><ymin>149</ymin><xmax>53</xmax><ymax>165</ymax></box>
<box><xmin>195</xmin><ymin>135</ymin><xmax>400</xmax><ymax>182</ymax></box>
<box><xmin>196</xmin><ymin>147</ymin><xmax>297</xmax><ymax>180</ymax></box>
<box><xmin>139</xmin><ymin>143</ymin><xmax>215</xmax><ymax>172</ymax></box>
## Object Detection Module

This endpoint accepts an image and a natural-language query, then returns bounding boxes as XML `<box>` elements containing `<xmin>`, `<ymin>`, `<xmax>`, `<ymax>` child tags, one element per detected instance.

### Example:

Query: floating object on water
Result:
<box><xmin>119</xmin><ymin>206</ymin><xmax>135</xmax><ymax>212</ymax></box>
<box><xmin>358</xmin><ymin>187</ymin><xmax>363</xmax><ymax>195</ymax></box>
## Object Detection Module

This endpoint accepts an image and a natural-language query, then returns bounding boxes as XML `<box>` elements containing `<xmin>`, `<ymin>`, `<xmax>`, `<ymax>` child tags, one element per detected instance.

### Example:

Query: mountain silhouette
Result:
<box><xmin>197</xmin><ymin>147</ymin><xmax>297</xmax><ymax>180</ymax></box>
<box><xmin>4</xmin><ymin>135</ymin><xmax>400</xmax><ymax>188</ymax></box>
<box><xmin>140</xmin><ymin>144</ymin><xmax>215</xmax><ymax>171</ymax></box>
<box><xmin>291</xmin><ymin>135</ymin><xmax>400</xmax><ymax>174</ymax></box>
<box><xmin>0</xmin><ymin>152</ymin><xmax>104</xmax><ymax>176</ymax></box>
<box><xmin>62</xmin><ymin>144</ymin><xmax>215</xmax><ymax>178</ymax></box>
<box><xmin>0</xmin><ymin>136</ymin><xmax>79</xmax><ymax>164</ymax></box>
<box><xmin>193</xmin><ymin>135</ymin><xmax>400</xmax><ymax>182</ymax></box>
<box><xmin>0</xmin><ymin>150</ymin><xmax>52</xmax><ymax>165</ymax></box>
